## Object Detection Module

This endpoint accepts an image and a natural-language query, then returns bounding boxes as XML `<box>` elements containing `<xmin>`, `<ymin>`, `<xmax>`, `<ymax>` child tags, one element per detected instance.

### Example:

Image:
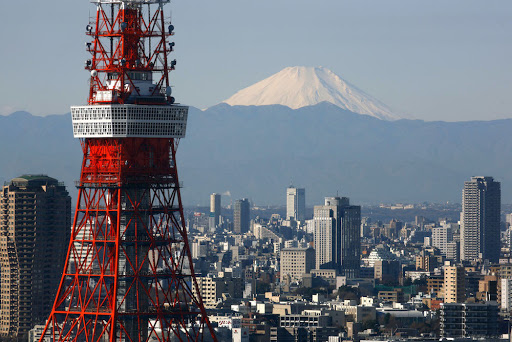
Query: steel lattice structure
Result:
<box><xmin>39</xmin><ymin>1</ymin><xmax>217</xmax><ymax>341</ymax></box>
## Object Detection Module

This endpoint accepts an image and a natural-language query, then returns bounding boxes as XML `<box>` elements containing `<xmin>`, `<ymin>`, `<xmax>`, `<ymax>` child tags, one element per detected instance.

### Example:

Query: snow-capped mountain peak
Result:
<box><xmin>222</xmin><ymin>66</ymin><xmax>400</xmax><ymax>120</ymax></box>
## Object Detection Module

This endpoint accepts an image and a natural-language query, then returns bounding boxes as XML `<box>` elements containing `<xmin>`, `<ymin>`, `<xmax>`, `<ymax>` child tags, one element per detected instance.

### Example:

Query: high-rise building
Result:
<box><xmin>286</xmin><ymin>186</ymin><xmax>305</xmax><ymax>222</ymax></box>
<box><xmin>234</xmin><ymin>198</ymin><xmax>250</xmax><ymax>233</ymax></box>
<box><xmin>209</xmin><ymin>193</ymin><xmax>221</xmax><ymax>231</ymax></box>
<box><xmin>443</xmin><ymin>265</ymin><xmax>465</xmax><ymax>303</ymax></box>
<box><xmin>0</xmin><ymin>175</ymin><xmax>71</xmax><ymax>338</ymax></box>
<box><xmin>314</xmin><ymin>197</ymin><xmax>361</xmax><ymax>278</ymax></box>
<box><xmin>460</xmin><ymin>176</ymin><xmax>501</xmax><ymax>263</ymax></box>
<box><xmin>210</xmin><ymin>193</ymin><xmax>221</xmax><ymax>224</ymax></box>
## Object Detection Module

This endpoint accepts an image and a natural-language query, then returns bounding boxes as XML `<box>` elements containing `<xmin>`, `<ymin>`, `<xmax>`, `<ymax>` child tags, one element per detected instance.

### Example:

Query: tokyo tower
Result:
<box><xmin>39</xmin><ymin>0</ymin><xmax>217</xmax><ymax>341</ymax></box>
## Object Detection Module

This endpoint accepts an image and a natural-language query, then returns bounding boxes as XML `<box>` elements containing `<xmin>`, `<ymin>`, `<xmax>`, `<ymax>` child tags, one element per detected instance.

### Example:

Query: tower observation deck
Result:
<box><xmin>39</xmin><ymin>0</ymin><xmax>217</xmax><ymax>341</ymax></box>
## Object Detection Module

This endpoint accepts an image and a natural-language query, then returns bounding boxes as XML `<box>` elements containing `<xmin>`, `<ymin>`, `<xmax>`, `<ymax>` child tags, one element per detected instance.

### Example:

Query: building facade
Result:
<box><xmin>280</xmin><ymin>247</ymin><xmax>315</xmax><ymax>284</ymax></box>
<box><xmin>210</xmin><ymin>193</ymin><xmax>221</xmax><ymax>228</ymax></box>
<box><xmin>233</xmin><ymin>198</ymin><xmax>250</xmax><ymax>234</ymax></box>
<box><xmin>286</xmin><ymin>187</ymin><xmax>305</xmax><ymax>222</ymax></box>
<box><xmin>374</xmin><ymin>260</ymin><xmax>401</xmax><ymax>285</ymax></box>
<box><xmin>0</xmin><ymin>175</ymin><xmax>71</xmax><ymax>338</ymax></box>
<box><xmin>314</xmin><ymin>197</ymin><xmax>361</xmax><ymax>278</ymax></box>
<box><xmin>460</xmin><ymin>176</ymin><xmax>500</xmax><ymax>263</ymax></box>
<box><xmin>432</xmin><ymin>227</ymin><xmax>453</xmax><ymax>256</ymax></box>
<box><xmin>440</xmin><ymin>302</ymin><xmax>498</xmax><ymax>337</ymax></box>
<box><xmin>443</xmin><ymin>265</ymin><xmax>466</xmax><ymax>303</ymax></box>
<box><xmin>193</xmin><ymin>276</ymin><xmax>244</xmax><ymax>309</ymax></box>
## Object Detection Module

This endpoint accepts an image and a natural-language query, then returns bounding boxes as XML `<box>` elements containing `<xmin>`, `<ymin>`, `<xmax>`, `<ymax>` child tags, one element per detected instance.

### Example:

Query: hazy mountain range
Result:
<box><xmin>1</xmin><ymin>104</ymin><xmax>511</xmax><ymax>206</ymax></box>
<box><xmin>1</xmin><ymin>66</ymin><xmax>510</xmax><ymax>206</ymax></box>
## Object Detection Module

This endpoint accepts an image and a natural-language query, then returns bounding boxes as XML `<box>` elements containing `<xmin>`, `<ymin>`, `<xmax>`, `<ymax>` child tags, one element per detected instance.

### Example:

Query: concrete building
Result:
<box><xmin>501</xmin><ymin>278</ymin><xmax>512</xmax><ymax>311</ymax></box>
<box><xmin>427</xmin><ymin>275</ymin><xmax>444</xmax><ymax>297</ymax></box>
<box><xmin>209</xmin><ymin>193</ymin><xmax>221</xmax><ymax>230</ymax></box>
<box><xmin>498</xmin><ymin>264</ymin><xmax>512</xmax><ymax>309</ymax></box>
<box><xmin>460</xmin><ymin>176</ymin><xmax>501</xmax><ymax>263</ymax></box>
<box><xmin>440</xmin><ymin>302</ymin><xmax>499</xmax><ymax>337</ymax></box>
<box><xmin>233</xmin><ymin>198</ymin><xmax>250</xmax><ymax>234</ymax></box>
<box><xmin>374</xmin><ymin>260</ymin><xmax>400</xmax><ymax>285</ymax></box>
<box><xmin>446</xmin><ymin>241</ymin><xmax>460</xmax><ymax>262</ymax></box>
<box><xmin>280</xmin><ymin>247</ymin><xmax>315</xmax><ymax>284</ymax></box>
<box><xmin>193</xmin><ymin>276</ymin><xmax>244</xmax><ymax>309</ymax></box>
<box><xmin>432</xmin><ymin>226</ymin><xmax>453</xmax><ymax>256</ymax></box>
<box><xmin>443</xmin><ymin>265</ymin><xmax>466</xmax><ymax>303</ymax></box>
<box><xmin>378</xmin><ymin>289</ymin><xmax>404</xmax><ymax>303</ymax></box>
<box><xmin>279</xmin><ymin>310</ymin><xmax>339</xmax><ymax>328</ymax></box>
<box><xmin>253</xmin><ymin>223</ymin><xmax>281</xmax><ymax>242</ymax></box>
<box><xmin>286</xmin><ymin>186</ymin><xmax>305</xmax><ymax>222</ymax></box>
<box><xmin>0</xmin><ymin>175</ymin><xmax>71</xmax><ymax>338</ymax></box>
<box><xmin>415</xmin><ymin>253</ymin><xmax>438</xmax><ymax>272</ymax></box>
<box><xmin>314</xmin><ymin>197</ymin><xmax>361</xmax><ymax>278</ymax></box>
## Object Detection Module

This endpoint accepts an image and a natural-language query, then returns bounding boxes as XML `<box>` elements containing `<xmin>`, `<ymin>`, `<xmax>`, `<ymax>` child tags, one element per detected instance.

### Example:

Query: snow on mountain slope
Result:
<box><xmin>222</xmin><ymin>66</ymin><xmax>400</xmax><ymax>120</ymax></box>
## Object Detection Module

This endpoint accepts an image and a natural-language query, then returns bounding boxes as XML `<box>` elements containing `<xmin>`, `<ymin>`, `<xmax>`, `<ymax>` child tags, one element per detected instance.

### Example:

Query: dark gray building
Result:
<box><xmin>314</xmin><ymin>197</ymin><xmax>361</xmax><ymax>278</ymax></box>
<box><xmin>233</xmin><ymin>198</ymin><xmax>250</xmax><ymax>234</ymax></box>
<box><xmin>461</xmin><ymin>176</ymin><xmax>501</xmax><ymax>263</ymax></box>
<box><xmin>440</xmin><ymin>302</ymin><xmax>498</xmax><ymax>337</ymax></box>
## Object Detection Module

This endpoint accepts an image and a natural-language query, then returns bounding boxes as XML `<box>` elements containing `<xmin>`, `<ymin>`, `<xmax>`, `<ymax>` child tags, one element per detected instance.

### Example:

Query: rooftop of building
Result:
<box><xmin>9</xmin><ymin>174</ymin><xmax>59</xmax><ymax>188</ymax></box>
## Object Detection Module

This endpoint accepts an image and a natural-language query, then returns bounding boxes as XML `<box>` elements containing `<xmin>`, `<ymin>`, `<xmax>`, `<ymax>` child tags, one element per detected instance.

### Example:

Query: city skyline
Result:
<box><xmin>3</xmin><ymin>0</ymin><xmax>512</xmax><ymax>340</ymax></box>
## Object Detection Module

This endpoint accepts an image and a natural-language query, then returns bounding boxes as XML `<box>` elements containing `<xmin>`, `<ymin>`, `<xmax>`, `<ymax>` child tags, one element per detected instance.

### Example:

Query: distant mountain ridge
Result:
<box><xmin>1</xmin><ymin>104</ymin><xmax>511</xmax><ymax>206</ymax></box>
<box><xmin>223</xmin><ymin>66</ymin><xmax>400</xmax><ymax>120</ymax></box>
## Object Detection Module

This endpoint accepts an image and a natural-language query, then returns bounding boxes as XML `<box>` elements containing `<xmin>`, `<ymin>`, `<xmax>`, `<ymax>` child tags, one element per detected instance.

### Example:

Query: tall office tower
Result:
<box><xmin>209</xmin><ymin>193</ymin><xmax>221</xmax><ymax>229</ymax></box>
<box><xmin>39</xmin><ymin>1</ymin><xmax>217</xmax><ymax>341</ymax></box>
<box><xmin>313</xmin><ymin>196</ymin><xmax>361</xmax><ymax>278</ymax></box>
<box><xmin>233</xmin><ymin>198</ymin><xmax>250</xmax><ymax>233</ymax></box>
<box><xmin>0</xmin><ymin>175</ymin><xmax>71</xmax><ymax>338</ymax></box>
<box><xmin>286</xmin><ymin>186</ymin><xmax>306</xmax><ymax>222</ymax></box>
<box><xmin>444</xmin><ymin>265</ymin><xmax>466</xmax><ymax>303</ymax></box>
<box><xmin>460</xmin><ymin>176</ymin><xmax>501</xmax><ymax>263</ymax></box>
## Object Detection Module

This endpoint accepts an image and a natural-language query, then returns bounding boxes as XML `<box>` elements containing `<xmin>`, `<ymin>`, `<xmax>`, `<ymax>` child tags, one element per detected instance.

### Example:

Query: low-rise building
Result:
<box><xmin>378</xmin><ymin>289</ymin><xmax>404</xmax><ymax>303</ymax></box>
<box><xmin>440</xmin><ymin>302</ymin><xmax>499</xmax><ymax>337</ymax></box>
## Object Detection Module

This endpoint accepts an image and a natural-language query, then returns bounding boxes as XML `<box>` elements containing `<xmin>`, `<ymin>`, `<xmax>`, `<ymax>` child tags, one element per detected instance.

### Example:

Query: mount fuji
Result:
<box><xmin>222</xmin><ymin>66</ymin><xmax>401</xmax><ymax>121</ymax></box>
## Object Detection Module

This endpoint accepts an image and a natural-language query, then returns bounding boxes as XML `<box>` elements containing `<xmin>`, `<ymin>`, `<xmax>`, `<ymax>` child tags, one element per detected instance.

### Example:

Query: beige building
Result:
<box><xmin>280</xmin><ymin>247</ymin><xmax>315</xmax><ymax>284</ymax></box>
<box><xmin>443</xmin><ymin>265</ymin><xmax>466</xmax><ymax>303</ymax></box>
<box><xmin>378</xmin><ymin>289</ymin><xmax>404</xmax><ymax>303</ymax></box>
<box><xmin>193</xmin><ymin>276</ymin><xmax>244</xmax><ymax>309</ymax></box>
<box><xmin>0</xmin><ymin>175</ymin><xmax>71</xmax><ymax>338</ymax></box>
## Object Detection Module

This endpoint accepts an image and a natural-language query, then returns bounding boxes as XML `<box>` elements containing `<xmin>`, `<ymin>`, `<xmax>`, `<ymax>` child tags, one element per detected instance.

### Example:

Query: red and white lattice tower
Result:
<box><xmin>39</xmin><ymin>0</ymin><xmax>217</xmax><ymax>341</ymax></box>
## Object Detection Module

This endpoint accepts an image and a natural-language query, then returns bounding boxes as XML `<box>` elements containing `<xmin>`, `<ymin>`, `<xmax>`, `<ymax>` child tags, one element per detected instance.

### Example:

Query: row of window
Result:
<box><xmin>73</xmin><ymin>122</ymin><xmax>186</xmax><ymax>137</ymax></box>
<box><xmin>72</xmin><ymin>107</ymin><xmax>187</xmax><ymax>121</ymax></box>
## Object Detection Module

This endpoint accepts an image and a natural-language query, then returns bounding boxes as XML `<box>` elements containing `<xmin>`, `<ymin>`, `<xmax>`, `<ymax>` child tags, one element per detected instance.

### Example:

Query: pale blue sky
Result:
<box><xmin>0</xmin><ymin>0</ymin><xmax>510</xmax><ymax>121</ymax></box>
